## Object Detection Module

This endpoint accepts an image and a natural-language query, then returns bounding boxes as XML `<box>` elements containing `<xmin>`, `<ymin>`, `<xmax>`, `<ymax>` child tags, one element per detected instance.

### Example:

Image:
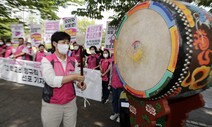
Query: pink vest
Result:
<box><xmin>0</xmin><ymin>45</ymin><xmax>6</xmax><ymax>57</ymax></box>
<box><xmin>111</xmin><ymin>64</ymin><xmax>123</xmax><ymax>88</ymax></box>
<box><xmin>71</xmin><ymin>50</ymin><xmax>80</xmax><ymax>63</ymax></box>
<box><xmin>14</xmin><ymin>45</ymin><xmax>25</xmax><ymax>59</ymax></box>
<box><xmin>100</xmin><ymin>59</ymin><xmax>111</xmax><ymax>81</ymax></box>
<box><xmin>43</xmin><ymin>53</ymin><xmax>76</xmax><ymax>104</ymax></box>
<box><xmin>4</xmin><ymin>46</ymin><xmax>13</xmax><ymax>58</ymax></box>
<box><xmin>87</xmin><ymin>54</ymin><xmax>99</xmax><ymax>69</ymax></box>
<box><xmin>35</xmin><ymin>51</ymin><xmax>45</xmax><ymax>62</ymax></box>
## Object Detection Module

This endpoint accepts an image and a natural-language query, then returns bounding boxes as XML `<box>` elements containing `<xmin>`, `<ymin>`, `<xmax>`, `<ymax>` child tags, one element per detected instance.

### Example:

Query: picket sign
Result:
<box><xmin>0</xmin><ymin>58</ymin><xmax>102</xmax><ymax>102</ymax></box>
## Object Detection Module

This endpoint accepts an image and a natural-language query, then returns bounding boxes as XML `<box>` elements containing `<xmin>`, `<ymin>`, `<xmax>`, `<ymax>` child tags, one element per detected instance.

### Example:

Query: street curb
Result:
<box><xmin>186</xmin><ymin>120</ymin><xmax>212</xmax><ymax>127</ymax></box>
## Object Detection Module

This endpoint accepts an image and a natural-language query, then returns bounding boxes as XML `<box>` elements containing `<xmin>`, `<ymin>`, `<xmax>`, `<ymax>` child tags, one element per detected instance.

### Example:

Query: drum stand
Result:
<box><xmin>126</xmin><ymin>93</ymin><xmax>205</xmax><ymax>127</ymax></box>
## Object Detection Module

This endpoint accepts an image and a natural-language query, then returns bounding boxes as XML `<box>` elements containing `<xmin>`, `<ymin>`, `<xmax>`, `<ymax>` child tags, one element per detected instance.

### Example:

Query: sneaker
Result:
<box><xmin>104</xmin><ymin>99</ymin><xmax>109</xmax><ymax>104</ymax></box>
<box><xmin>116</xmin><ymin>116</ymin><xmax>120</xmax><ymax>123</ymax></box>
<box><xmin>110</xmin><ymin>113</ymin><xmax>119</xmax><ymax>120</ymax></box>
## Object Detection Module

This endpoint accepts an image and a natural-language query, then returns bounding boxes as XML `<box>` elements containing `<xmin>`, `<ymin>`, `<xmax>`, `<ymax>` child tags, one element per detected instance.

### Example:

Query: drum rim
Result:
<box><xmin>115</xmin><ymin>1</ymin><xmax>180</xmax><ymax>98</ymax></box>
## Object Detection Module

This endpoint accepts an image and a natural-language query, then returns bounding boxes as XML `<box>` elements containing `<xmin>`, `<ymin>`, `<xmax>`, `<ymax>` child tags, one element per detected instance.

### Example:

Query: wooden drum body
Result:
<box><xmin>114</xmin><ymin>0</ymin><xmax>212</xmax><ymax>100</ymax></box>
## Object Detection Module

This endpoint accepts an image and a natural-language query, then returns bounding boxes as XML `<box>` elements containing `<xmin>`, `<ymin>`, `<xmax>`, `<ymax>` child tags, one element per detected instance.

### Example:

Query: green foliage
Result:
<box><xmin>77</xmin><ymin>18</ymin><xmax>95</xmax><ymax>33</ymax></box>
<box><xmin>0</xmin><ymin>0</ymin><xmax>83</xmax><ymax>38</ymax></box>
<box><xmin>73</xmin><ymin>0</ymin><xmax>211</xmax><ymax>25</ymax></box>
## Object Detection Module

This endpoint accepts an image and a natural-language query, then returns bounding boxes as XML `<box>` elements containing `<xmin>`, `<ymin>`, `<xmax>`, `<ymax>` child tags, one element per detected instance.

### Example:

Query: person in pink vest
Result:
<box><xmin>41</xmin><ymin>31</ymin><xmax>86</xmax><ymax>127</ymax></box>
<box><xmin>0</xmin><ymin>38</ymin><xmax>6</xmax><ymax>57</ymax></box>
<box><xmin>35</xmin><ymin>44</ymin><xmax>46</xmax><ymax>62</ymax></box>
<box><xmin>23</xmin><ymin>42</ymin><xmax>34</xmax><ymax>61</ymax></box>
<box><xmin>71</xmin><ymin>42</ymin><xmax>81</xmax><ymax>63</ymax></box>
<box><xmin>87</xmin><ymin>46</ymin><xmax>100</xmax><ymax>69</ymax></box>
<box><xmin>13</xmin><ymin>37</ymin><xmax>26</xmax><ymax>60</ymax></box>
<box><xmin>109</xmin><ymin>54</ymin><xmax>123</xmax><ymax>123</ymax></box>
<box><xmin>100</xmin><ymin>49</ymin><xmax>112</xmax><ymax>104</ymax></box>
<box><xmin>4</xmin><ymin>39</ymin><xmax>13</xmax><ymax>58</ymax></box>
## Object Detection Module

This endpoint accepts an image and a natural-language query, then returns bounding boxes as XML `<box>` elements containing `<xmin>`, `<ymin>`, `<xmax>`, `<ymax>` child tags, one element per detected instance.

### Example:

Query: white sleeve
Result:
<box><xmin>41</xmin><ymin>57</ymin><xmax>63</xmax><ymax>88</ymax></box>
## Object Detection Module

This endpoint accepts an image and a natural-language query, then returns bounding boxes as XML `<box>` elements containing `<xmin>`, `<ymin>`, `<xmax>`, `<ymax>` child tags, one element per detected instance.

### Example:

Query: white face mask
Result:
<box><xmin>57</xmin><ymin>44</ymin><xmax>69</xmax><ymax>55</ymax></box>
<box><xmin>74</xmin><ymin>46</ymin><xmax>79</xmax><ymax>50</ymax></box>
<box><xmin>6</xmin><ymin>43</ymin><xmax>11</xmax><ymax>47</ymax></box>
<box><xmin>27</xmin><ymin>45</ymin><xmax>31</xmax><ymax>48</ymax></box>
<box><xmin>0</xmin><ymin>42</ymin><xmax>3</xmax><ymax>45</ymax></box>
<box><xmin>90</xmin><ymin>50</ymin><xmax>95</xmax><ymax>54</ymax></box>
<box><xmin>103</xmin><ymin>54</ymin><xmax>108</xmax><ymax>58</ymax></box>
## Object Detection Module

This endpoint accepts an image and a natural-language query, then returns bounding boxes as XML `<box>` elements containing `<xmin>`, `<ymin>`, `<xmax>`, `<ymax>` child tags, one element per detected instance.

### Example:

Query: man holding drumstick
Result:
<box><xmin>41</xmin><ymin>31</ymin><xmax>86</xmax><ymax>127</ymax></box>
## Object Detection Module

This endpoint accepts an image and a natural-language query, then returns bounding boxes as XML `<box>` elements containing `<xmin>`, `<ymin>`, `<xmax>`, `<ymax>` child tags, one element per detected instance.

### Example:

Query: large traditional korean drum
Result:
<box><xmin>115</xmin><ymin>0</ymin><xmax>212</xmax><ymax>100</ymax></box>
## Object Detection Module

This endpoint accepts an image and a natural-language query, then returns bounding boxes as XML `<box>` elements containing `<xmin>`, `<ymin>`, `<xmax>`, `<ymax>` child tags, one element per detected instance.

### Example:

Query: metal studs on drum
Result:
<box><xmin>186</xmin><ymin>32</ymin><xmax>189</xmax><ymax>35</ymax></box>
<box><xmin>177</xmin><ymin>10</ymin><xmax>181</xmax><ymax>13</ymax></box>
<box><xmin>186</xmin><ymin>37</ymin><xmax>190</xmax><ymax>40</ymax></box>
<box><xmin>184</xmin><ymin>22</ymin><xmax>188</xmax><ymax>26</ymax></box>
<box><xmin>184</xmin><ymin>71</ymin><xmax>188</xmax><ymax>74</ymax></box>
<box><xmin>172</xmin><ymin>3</ymin><xmax>175</xmax><ymax>7</ymax></box>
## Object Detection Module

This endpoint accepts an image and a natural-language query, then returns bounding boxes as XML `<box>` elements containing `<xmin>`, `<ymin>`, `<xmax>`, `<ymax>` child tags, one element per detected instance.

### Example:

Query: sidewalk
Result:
<box><xmin>0</xmin><ymin>79</ymin><xmax>211</xmax><ymax>127</ymax></box>
<box><xmin>186</xmin><ymin>88</ymin><xmax>212</xmax><ymax>127</ymax></box>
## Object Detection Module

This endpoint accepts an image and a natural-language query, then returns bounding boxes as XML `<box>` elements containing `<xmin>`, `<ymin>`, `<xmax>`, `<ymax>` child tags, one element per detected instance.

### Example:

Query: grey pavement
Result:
<box><xmin>0</xmin><ymin>79</ymin><xmax>212</xmax><ymax>127</ymax></box>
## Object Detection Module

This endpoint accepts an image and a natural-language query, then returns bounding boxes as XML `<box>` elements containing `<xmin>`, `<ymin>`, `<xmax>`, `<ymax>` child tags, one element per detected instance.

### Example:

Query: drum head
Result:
<box><xmin>116</xmin><ymin>9</ymin><xmax>172</xmax><ymax>97</ymax></box>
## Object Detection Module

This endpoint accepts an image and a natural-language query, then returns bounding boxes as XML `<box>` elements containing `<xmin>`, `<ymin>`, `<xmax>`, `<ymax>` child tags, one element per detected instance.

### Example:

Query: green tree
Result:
<box><xmin>77</xmin><ymin>18</ymin><xmax>95</xmax><ymax>33</ymax></box>
<box><xmin>73</xmin><ymin>0</ymin><xmax>211</xmax><ymax>25</ymax></box>
<box><xmin>0</xmin><ymin>0</ymin><xmax>84</xmax><ymax>38</ymax></box>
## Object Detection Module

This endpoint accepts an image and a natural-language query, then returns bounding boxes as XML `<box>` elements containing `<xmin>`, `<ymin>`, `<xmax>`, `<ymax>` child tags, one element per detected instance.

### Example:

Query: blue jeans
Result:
<box><xmin>112</xmin><ymin>87</ymin><xmax>123</xmax><ymax>113</ymax></box>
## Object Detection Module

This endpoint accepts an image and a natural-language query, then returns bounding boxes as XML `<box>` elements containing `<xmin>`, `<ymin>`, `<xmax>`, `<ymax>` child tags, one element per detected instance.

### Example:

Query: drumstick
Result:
<box><xmin>79</xmin><ymin>45</ymin><xmax>84</xmax><ymax>86</ymax></box>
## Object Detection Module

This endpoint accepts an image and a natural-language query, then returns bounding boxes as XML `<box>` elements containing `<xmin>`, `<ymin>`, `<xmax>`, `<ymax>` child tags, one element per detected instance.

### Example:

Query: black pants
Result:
<box><xmin>102</xmin><ymin>81</ymin><xmax>110</xmax><ymax>100</ymax></box>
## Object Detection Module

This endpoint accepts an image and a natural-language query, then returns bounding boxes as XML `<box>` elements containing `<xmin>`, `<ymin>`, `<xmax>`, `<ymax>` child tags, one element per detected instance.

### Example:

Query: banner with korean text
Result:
<box><xmin>11</xmin><ymin>24</ymin><xmax>24</xmax><ymax>43</ymax></box>
<box><xmin>0</xmin><ymin>58</ymin><xmax>102</xmax><ymax>102</ymax></box>
<box><xmin>104</xmin><ymin>21</ymin><xmax>116</xmax><ymax>50</ymax></box>
<box><xmin>30</xmin><ymin>24</ymin><xmax>42</xmax><ymax>47</ymax></box>
<box><xmin>44</xmin><ymin>20</ymin><xmax>60</xmax><ymax>43</ymax></box>
<box><xmin>63</xmin><ymin>17</ymin><xmax>77</xmax><ymax>42</ymax></box>
<box><xmin>84</xmin><ymin>24</ymin><xmax>103</xmax><ymax>49</ymax></box>
<box><xmin>0</xmin><ymin>58</ymin><xmax>44</xmax><ymax>87</ymax></box>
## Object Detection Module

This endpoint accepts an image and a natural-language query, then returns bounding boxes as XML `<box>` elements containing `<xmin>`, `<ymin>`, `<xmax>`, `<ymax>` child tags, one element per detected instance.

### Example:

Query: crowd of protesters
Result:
<box><xmin>0</xmin><ymin>33</ymin><xmax>123</xmax><ymax>124</ymax></box>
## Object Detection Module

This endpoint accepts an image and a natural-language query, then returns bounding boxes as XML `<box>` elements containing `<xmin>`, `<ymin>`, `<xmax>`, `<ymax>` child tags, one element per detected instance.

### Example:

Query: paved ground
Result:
<box><xmin>0</xmin><ymin>79</ymin><xmax>212</xmax><ymax>127</ymax></box>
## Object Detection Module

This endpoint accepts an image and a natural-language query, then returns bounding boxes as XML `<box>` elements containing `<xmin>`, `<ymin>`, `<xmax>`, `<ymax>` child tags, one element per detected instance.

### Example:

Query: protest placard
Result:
<box><xmin>30</xmin><ymin>24</ymin><xmax>42</xmax><ymax>46</ymax></box>
<box><xmin>84</xmin><ymin>24</ymin><xmax>103</xmax><ymax>49</ymax></box>
<box><xmin>44</xmin><ymin>20</ymin><xmax>60</xmax><ymax>43</ymax></box>
<box><xmin>63</xmin><ymin>17</ymin><xmax>77</xmax><ymax>42</ymax></box>
<box><xmin>104</xmin><ymin>21</ymin><xmax>116</xmax><ymax>49</ymax></box>
<box><xmin>11</xmin><ymin>24</ymin><xmax>24</xmax><ymax>43</ymax></box>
